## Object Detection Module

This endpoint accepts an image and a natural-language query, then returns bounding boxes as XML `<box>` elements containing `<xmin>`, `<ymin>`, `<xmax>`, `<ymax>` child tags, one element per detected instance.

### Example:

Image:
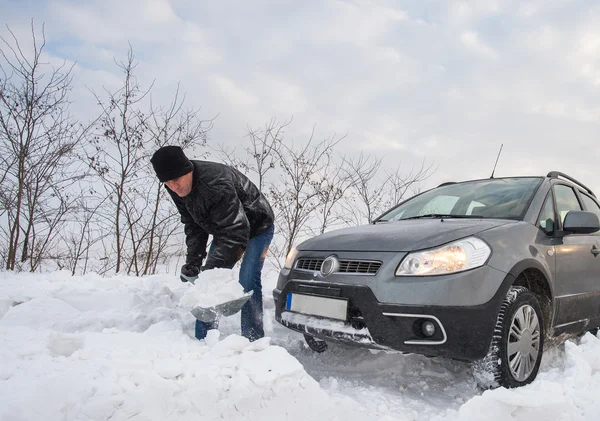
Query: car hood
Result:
<box><xmin>298</xmin><ymin>219</ymin><xmax>513</xmax><ymax>252</ymax></box>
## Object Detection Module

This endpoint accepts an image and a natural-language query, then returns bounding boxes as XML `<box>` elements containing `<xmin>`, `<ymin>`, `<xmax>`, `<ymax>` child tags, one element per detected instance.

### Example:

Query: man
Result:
<box><xmin>150</xmin><ymin>145</ymin><xmax>275</xmax><ymax>341</ymax></box>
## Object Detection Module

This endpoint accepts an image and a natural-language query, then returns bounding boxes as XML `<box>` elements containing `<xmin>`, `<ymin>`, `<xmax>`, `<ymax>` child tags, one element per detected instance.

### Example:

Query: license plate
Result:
<box><xmin>285</xmin><ymin>293</ymin><xmax>348</xmax><ymax>321</ymax></box>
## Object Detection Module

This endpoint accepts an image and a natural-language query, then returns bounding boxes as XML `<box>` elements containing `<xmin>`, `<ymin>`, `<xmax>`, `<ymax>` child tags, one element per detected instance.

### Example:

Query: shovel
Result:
<box><xmin>190</xmin><ymin>290</ymin><xmax>254</xmax><ymax>323</ymax></box>
<box><xmin>181</xmin><ymin>272</ymin><xmax>254</xmax><ymax>323</ymax></box>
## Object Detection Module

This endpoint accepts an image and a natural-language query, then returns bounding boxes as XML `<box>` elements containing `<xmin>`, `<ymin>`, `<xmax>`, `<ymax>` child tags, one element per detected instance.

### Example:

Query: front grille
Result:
<box><xmin>338</xmin><ymin>260</ymin><xmax>382</xmax><ymax>274</ymax></box>
<box><xmin>295</xmin><ymin>259</ymin><xmax>324</xmax><ymax>271</ymax></box>
<box><xmin>295</xmin><ymin>258</ymin><xmax>382</xmax><ymax>275</ymax></box>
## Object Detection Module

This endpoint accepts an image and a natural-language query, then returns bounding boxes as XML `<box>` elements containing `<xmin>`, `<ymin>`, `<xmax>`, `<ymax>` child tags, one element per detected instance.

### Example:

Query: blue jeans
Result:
<box><xmin>195</xmin><ymin>224</ymin><xmax>274</xmax><ymax>341</ymax></box>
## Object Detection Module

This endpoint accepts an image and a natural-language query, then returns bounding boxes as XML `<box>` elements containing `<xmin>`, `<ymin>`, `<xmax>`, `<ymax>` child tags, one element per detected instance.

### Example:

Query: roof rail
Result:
<box><xmin>438</xmin><ymin>182</ymin><xmax>456</xmax><ymax>187</ymax></box>
<box><xmin>547</xmin><ymin>171</ymin><xmax>596</xmax><ymax>197</ymax></box>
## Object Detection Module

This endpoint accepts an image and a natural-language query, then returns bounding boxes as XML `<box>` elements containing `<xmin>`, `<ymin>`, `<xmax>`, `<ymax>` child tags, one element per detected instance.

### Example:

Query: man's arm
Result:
<box><xmin>203</xmin><ymin>180</ymin><xmax>251</xmax><ymax>269</ymax></box>
<box><xmin>166</xmin><ymin>187</ymin><xmax>209</xmax><ymax>266</ymax></box>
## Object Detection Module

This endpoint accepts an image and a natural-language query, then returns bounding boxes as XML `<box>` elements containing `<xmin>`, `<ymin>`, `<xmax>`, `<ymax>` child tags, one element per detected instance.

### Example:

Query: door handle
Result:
<box><xmin>592</xmin><ymin>245</ymin><xmax>600</xmax><ymax>257</ymax></box>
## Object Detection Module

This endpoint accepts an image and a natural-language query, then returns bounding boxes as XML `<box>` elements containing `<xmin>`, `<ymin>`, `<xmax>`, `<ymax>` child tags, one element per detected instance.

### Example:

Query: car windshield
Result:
<box><xmin>377</xmin><ymin>177</ymin><xmax>543</xmax><ymax>221</ymax></box>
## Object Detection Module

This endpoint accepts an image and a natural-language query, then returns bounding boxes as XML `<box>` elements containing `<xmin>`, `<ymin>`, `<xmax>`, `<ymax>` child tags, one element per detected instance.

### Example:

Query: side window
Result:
<box><xmin>580</xmin><ymin>193</ymin><xmax>600</xmax><ymax>220</ymax></box>
<box><xmin>554</xmin><ymin>185</ymin><xmax>582</xmax><ymax>224</ymax></box>
<box><xmin>537</xmin><ymin>193</ymin><xmax>556</xmax><ymax>234</ymax></box>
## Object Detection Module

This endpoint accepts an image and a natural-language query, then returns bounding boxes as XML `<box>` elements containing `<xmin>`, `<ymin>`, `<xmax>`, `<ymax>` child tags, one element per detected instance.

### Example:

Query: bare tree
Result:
<box><xmin>382</xmin><ymin>158</ymin><xmax>436</xmax><ymax>209</ymax></box>
<box><xmin>58</xmin><ymin>194</ymin><xmax>108</xmax><ymax>275</ymax></box>
<box><xmin>242</xmin><ymin>117</ymin><xmax>291</xmax><ymax>190</ymax></box>
<box><xmin>143</xmin><ymin>85</ymin><xmax>213</xmax><ymax>275</ymax></box>
<box><xmin>214</xmin><ymin>117</ymin><xmax>290</xmax><ymax>190</ymax></box>
<box><xmin>0</xmin><ymin>21</ymin><xmax>89</xmax><ymax>271</ymax></box>
<box><xmin>313</xmin><ymin>154</ymin><xmax>355</xmax><ymax>235</ymax></box>
<box><xmin>268</xmin><ymin>126</ymin><xmax>345</xmax><ymax>265</ymax></box>
<box><xmin>341</xmin><ymin>153</ymin><xmax>385</xmax><ymax>225</ymax></box>
<box><xmin>25</xmin><ymin>187</ymin><xmax>79</xmax><ymax>272</ymax></box>
<box><xmin>89</xmin><ymin>47</ymin><xmax>212</xmax><ymax>275</ymax></box>
<box><xmin>342</xmin><ymin>153</ymin><xmax>436</xmax><ymax>225</ymax></box>
<box><xmin>88</xmin><ymin>47</ymin><xmax>153</xmax><ymax>273</ymax></box>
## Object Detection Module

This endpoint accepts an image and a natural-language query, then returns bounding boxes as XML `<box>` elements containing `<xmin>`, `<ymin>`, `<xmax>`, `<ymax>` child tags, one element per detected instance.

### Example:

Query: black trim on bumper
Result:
<box><xmin>274</xmin><ymin>276</ymin><xmax>515</xmax><ymax>361</ymax></box>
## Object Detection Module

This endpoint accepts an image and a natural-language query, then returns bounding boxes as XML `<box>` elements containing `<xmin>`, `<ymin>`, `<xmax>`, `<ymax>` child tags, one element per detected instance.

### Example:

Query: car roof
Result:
<box><xmin>437</xmin><ymin>172</ymin><xmax>596</xmax><ymax>198</ymax></box>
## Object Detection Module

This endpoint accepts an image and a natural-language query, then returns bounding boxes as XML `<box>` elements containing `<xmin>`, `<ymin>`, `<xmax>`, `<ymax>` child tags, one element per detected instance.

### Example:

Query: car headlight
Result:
<box><xmin>396</xmin><ymin>237</ymin><xmax>491</xmax><ymax>276</ymax></box>
<box><xmin>284</xmin><ymin>246</ymin><xmax>298</xmax><ymax>269</ymax></box>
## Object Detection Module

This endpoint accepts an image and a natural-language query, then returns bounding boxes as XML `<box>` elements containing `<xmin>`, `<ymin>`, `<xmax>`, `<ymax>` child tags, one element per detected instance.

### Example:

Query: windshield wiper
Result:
<box><xmin>399</xmin><ymin>213</ymin><xmax>484</xmax><ymax>220</ymax></box>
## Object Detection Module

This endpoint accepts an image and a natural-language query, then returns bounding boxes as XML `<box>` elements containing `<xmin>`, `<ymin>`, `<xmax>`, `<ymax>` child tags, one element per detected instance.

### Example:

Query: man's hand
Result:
<box><xmin>180</xmin><ymin>264</ymin><xmax>213</xmax><ymax>283</ymax></box>
<box><xmin>180</xmin><ymin>263</ymin><xmax>200</xmax><ymax>283</ymax></box>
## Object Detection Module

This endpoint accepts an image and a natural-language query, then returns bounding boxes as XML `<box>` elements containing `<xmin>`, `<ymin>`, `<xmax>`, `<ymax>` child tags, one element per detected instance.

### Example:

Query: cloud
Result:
<box><xmin>573</xmin><ymin>30</ymin><xmax>600</xmax><ymax>85</ymax></box>
<box><xmin>524</xmin><ymin>26</ymin><xmax>561</xmax><ymax>51</ymax></box>
<box><xmin>50</xmin><ymin>0</ymin><xmax>180</xmax><ymax>44</ymax></box>
<box><xmin>531</xmin><ymin>101</ymin><xmax>600</xmax><ymax>122</ymax></box>
<box><xmin>448</xmin><ymin>0</ymin><xmax>503</xmax><ymax>26</ymax></box>
<box><xmin>312</xmin><ymin>1</ymin><xmax>409</xmax><ymax>47</ymax></box>
<box><xmin>213</xmin><ymin>75</ymin><xmax>259</xmax><ymax>107</ymax></box>
<box><xmin>460</xmin><ymin>31</ymin><xmax>499</xmax><ymax>60</ymax></box>
<box><xmin>1</xmin><ymin>0</ymin><xmax>600</xmax><ymax>195</ymax></box>
<box><xmin>253</xmin><ymin>75</ymin><xmax>308</xmax><ymax>116</ymax></box>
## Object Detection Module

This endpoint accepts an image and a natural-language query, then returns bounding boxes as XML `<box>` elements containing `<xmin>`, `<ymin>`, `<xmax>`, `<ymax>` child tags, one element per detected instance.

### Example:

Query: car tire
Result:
<box><xmin>304</xmin><ymin>334</ymin><xmax>328</xmax><ymax>353</ymax></box>
<box><xmin>474</xmin><ymin>286</ymin><xmax>544</xmax><ymax>389</ymax></box>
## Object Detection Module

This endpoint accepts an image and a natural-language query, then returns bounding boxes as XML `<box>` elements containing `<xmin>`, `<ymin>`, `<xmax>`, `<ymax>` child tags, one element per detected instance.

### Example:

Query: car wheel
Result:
<box><xmin>474</xmin><ymin>286</ymin><xmax>544</xmax><ymax>389</ymax></box>
<box><xmin>304</xmin><ymin>334</ymin><xmax>328</xmax><ymax>353</ymax></box>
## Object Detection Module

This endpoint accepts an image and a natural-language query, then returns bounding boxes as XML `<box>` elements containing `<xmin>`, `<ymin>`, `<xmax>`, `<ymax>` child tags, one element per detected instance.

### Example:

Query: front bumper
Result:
<box><xmin>274</xmin><ymin>278</ymin><xmax>512</xmax><ymax>361</ymax></box>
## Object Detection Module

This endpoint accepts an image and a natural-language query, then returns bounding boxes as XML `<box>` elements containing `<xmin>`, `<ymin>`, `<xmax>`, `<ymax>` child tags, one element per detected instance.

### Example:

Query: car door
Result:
<box><xmin>553</xmin><ymin>183</ymin><xmax>600</xmax><ymax>331</ymax></box>
<box><xmin>577</xmin><ymin>192</ymin><xmax>600</xmax><ymax>325</ymax></box>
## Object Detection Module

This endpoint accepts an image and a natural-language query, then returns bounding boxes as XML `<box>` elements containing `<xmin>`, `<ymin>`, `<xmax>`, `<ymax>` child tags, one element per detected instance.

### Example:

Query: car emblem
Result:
<box><xmin>320</xmin><ymin>255</ymin><xmax>340</xmax><ymax>277</ymax></box>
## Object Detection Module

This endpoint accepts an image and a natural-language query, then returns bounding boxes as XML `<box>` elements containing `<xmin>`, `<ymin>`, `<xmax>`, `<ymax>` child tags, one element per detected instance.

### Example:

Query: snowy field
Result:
<box><xmin>1</xmin><ymin>267</ymin><xmax>599</xmax><ymax>421</ymax></box>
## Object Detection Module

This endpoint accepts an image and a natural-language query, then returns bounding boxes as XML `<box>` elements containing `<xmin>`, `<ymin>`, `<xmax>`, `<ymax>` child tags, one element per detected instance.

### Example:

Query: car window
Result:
<box><xmin>580</xmin><ymin>193</ymin><xmax>600</xmax><ymax>220</ymax></box>
<box><xmin>420</xmin><ymin>195</ymin><xmax>459</xmax><ymax>215</ymax></box>
<box><xmin>537</xmin><ymin>193</ymin><xmax>556</xmax><ymax>234</ymax></box>
<box><xmin>467</xmin><ymin>201</ymin><xmax>486</xmax><ymax>215</ymax></box>
<box><xmin>554</xmin><ymin>184</ymin><xmax>582</xmax><ymax>224</ymax></box>
<box><xmin>378</xmin><ymin>177</ymin><xmax>542</xmax><ymax>221</ymax></box>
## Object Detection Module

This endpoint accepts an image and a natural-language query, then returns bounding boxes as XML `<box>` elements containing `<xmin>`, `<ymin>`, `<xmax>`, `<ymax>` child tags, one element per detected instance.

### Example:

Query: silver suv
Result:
<box><xmin>273</xmin><ymin>172</ymin><xmax>600</xmax><ymax>388</ymax></box>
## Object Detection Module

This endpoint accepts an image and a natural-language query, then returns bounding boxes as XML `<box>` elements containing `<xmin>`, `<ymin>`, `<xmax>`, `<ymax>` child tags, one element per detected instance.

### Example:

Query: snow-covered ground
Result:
<box><xmin>1</xmin><ymin>267</ymin><xmax>599</xmax><ymax>421</ymax></box>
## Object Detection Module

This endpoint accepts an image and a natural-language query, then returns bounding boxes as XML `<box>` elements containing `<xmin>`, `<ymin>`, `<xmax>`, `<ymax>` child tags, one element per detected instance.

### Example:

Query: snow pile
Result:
<box><xmin>0</xmin><ymin>270</ymin><xmax>356</xmax><ymax>421</ymax></box>
<box><xmin>3</xmin><ymin>269</ymin><xmax>600</xmax><ymax>421</ymax></box>
<box><xmin>431</xmin><ymin>333</ymin><xmax>600</xmax><ymax>421</ymax></box>
<box><xmin>178</xmin><ymin>267</ymin><xmax>247</xmax><ymax>308</ymax></box>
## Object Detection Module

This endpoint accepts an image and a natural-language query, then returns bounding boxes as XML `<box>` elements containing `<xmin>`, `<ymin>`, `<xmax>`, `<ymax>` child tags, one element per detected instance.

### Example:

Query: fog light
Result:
<box><xmin>422</xmin><ymin>321</ymin><xmax>436</xmax><ymax>337</ymax></box>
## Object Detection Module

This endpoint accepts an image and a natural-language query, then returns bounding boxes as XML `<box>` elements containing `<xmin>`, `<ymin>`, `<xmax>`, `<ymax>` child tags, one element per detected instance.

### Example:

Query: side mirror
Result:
<box><xmin>562</xmin><ymin>210</ymin><xmax>600</xmax><ymax>234</ymax></box>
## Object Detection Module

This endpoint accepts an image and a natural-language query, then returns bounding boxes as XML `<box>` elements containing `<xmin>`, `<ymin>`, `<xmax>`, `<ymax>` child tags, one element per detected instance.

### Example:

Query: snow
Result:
<box><xmin>178</xmin><ymin>267</ymin><xmax>247</xmax><ymax>308</ymax></box>
<box><xmin>1</xmin><ymin>267</ymin><xmax>600</xmax><ymax>421</ymax></box>
<box><xmin>433</xmin><ymin>336</ymin><xmax>600</xmax><ymax>420</ymax></box>
<box><xmin>281</xmin><ymin>311</ymin><xmax>377</xmax><ymax>345</ymax></box>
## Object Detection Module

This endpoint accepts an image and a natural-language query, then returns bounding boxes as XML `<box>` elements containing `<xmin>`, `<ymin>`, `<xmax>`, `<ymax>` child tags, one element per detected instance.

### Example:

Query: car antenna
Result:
<box><xmin>490</xmin><ymin>144</ymin><xmax>503</xmax><ymax>179</ymax></box>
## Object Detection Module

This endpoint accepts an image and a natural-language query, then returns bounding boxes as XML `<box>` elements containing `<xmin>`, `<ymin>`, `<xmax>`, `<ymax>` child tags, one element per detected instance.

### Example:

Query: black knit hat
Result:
<box><xmin>151</xmin><ymin>146</ymin><xmax>194</xmax><ymax>182</ymax></box>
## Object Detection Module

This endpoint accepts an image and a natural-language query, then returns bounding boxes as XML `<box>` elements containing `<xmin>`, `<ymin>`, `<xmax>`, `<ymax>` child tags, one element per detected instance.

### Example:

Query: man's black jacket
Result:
<box><xmin>166</xmin><ymin>160</ymin><xmax>274</xmax><ymax>269</ymax></box>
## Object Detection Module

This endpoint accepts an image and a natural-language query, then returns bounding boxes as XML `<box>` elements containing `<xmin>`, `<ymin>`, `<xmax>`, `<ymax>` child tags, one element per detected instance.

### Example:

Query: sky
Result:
<box><xmin>2</xmin><ymin>0</ymin><xmax>600</xmax><ymax>194</ymax></box>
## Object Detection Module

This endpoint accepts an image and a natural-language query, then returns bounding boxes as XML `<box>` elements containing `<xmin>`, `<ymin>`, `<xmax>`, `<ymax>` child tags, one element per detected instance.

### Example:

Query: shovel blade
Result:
<box><xmin>190</xmin><ymin>290</ymin><xmax>254</xmax><ymax>323</ymax></box>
